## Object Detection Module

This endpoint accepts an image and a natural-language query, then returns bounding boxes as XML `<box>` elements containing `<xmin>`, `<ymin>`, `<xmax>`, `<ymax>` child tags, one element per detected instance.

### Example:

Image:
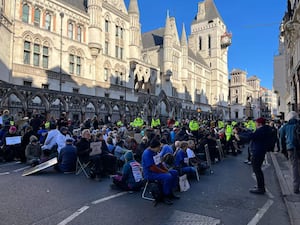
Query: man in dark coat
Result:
<box><xmin>237</xmin><ymin>117</ymin><xmax>272</xmax><ymax>194</ymax></box>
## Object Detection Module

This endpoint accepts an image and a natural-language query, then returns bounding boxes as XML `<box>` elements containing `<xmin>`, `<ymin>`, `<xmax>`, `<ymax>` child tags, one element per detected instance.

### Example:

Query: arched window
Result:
<box><xmin>104</xmin><ymin>68</ymin><xmax>109</xmax><ymax>81</ymax></box>
<box><xmin>45</xmin><ymin>13</ymin><xmax>51</xmax><ymax>30</ymax></box>
<box><xmin>69</xmin><ymin>53</ymin><xmax>82</xmax><ymax>76</ymax></box>
<box><xmin>33</xmin><ymin>43</ymin><xmax>40</xmax><ymax>66</ymax></box>
<box><xmin>34</xmin><ymin>8</ymin><xmax>41</xmax><ymax>26</ymax></box>
<box><xmin>23</xmin><ymin>41</ymin><xmax>31</xmax><ymax>64</ymax></box>
<box><xmin>68</xmin><ymin>22</ymin><xmax>73</xmax><ymax>39</ymax></box>
<box><xmin>77</xmin><ymin>26</ymin><xmax>82</xmax><ymax>42</ymax></box>
<box><xmin>105</xmin><ymin>19</ymin><xmax>109</xmax><ymax>32</ymax></box>
<box><xmin>23</xmin><ymin>40</ymin><xmax>49</xmax><ymax>68</ymax></box>
<box><xmin>22</xmin><ymin>4</ymin><xmax>29</xmax><ymax>23</ymax></box>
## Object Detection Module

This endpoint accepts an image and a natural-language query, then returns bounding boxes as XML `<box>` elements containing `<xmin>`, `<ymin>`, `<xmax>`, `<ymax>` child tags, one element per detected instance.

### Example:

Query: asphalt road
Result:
<box><xmin>0</xmin><ymin>147</ymin><xmax>291</xmax><ymax>225</ymax></box>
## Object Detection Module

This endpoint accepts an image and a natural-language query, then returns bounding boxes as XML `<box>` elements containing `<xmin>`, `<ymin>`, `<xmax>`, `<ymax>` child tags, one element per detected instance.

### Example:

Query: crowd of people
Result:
<box><xmin>0</xmin><ymin>108</ymin><xmax>293</xmax><ymax>204</ymax></box>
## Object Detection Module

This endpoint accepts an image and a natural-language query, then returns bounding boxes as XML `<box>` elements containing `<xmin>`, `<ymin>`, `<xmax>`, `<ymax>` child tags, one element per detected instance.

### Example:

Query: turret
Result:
<box><xmin>181</xmin><ymin>24</ymin><xmax>188</xmax><ymax>80</ymax></box>
<box><xmin>163</xmin><ymin>12</ymin><xmax>173</xmax><ymax>81</ymax></box>
<box><xmin>88</xmin><ymin>0</ymin><xmax>102</xmax><ymax>58</ymax></box>
<box><xmin>128</xmin><ymin>0</ymin><xmax>142</xmax><ymax>60</ymax></box>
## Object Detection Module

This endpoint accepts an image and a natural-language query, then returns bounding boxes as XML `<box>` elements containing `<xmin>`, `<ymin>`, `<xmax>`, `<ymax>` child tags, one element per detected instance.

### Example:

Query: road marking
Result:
<box><xmin>0</xmin><ymin>161</ymin><xmax>20</xmax><ymax>168</ymax></box>
<box><xmin>13</xmin><ymin>166</ymin><xmax>31</xmax><ymax>172</ymax></box>
<box><xmin>0</xmin><ymin>172</ymin><xmax>10</xmax><ymax>176</ymax></box>
<box><xmin>247</xmin><ymin>199</ymin><xmax>274</xmax><ymax>225</ymax></box>
<box><xmin>57</xmin><ymin>205</ymin><xmax>89</xmax><ymax>225</ymax></box>
<box><xmin>92</xmin><ymin>192</ymin><xmax>127</xmax><ymax>205</ymax></box>
<box><xmin>57</xmin><ymin>192</ymin><xmax>127</xmax><ymax>225</ymax></box>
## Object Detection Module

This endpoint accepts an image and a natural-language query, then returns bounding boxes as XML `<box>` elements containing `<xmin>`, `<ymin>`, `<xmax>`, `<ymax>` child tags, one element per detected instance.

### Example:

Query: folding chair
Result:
<box><xmin>141</xmin><ymin>180</ymin><xmax>160</xmax><ymax>201</ymax></box>
<box><xmin>216</xmin><ymin>139</ymin><xmax>225</xmax><ymax>161</ymax></box>
<box><xmin>204</xmin><ymin>144</ymin><xmax>213</xmax><ymax>174</ymax></box>
<box><xmin>76</xmin><ymin>157</ymin><xmax>91</xmax><ymax>178</ymax></box>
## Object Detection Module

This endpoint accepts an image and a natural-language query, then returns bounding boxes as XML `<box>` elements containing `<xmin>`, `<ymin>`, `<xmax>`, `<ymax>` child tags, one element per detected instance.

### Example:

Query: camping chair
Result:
<box><xmin>204</xmin><ymin>144</ymin><xmax>213</xmax><ymax>174</ymax></box>
<box><xmin>141</xmin><ymin>180</ymin><xmax>156</xmax><ymax>201</ymax></box>
<box><xmin>76</xmin><ymin>157</ymin><xmax>91</xmax><ymax>178</ymax></box>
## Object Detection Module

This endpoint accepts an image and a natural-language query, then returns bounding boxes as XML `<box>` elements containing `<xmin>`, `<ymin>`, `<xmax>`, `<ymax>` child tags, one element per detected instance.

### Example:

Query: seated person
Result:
<box><xmin>76</xmin><ymin>129</ymin><xmax>102</xmax><ymax>181</ymax></box>
<box><xmin>111</xmin><ymin>151</ymin><xmax>143</xmax><ymax>191</ymax></box>
<box><xmin>174</xmin><ymin>141</ymin><xmax>197</xmax><ymax>178</ymax></box>
<box><xmin>25</xmin><ymin>135</ymin><xmax>41</xmax><ymax>166</ymax></box>
<box><xmin>56</xmin><ymin>138</ymin><xmax>77</xmax><ymax>173</ymax></box>
<box><xmin>114</xmin><ymin>140</ymin><xmax>130</xmax><ymax>162</ymax></box>
<box><xmin>159</xmin><ymin>138</ymin><xmax>173</xmax><ymax>158</ymax></box>
<box><xmin>142</xmin><ymin>139</ymin><xmax>180</xmax><ymax>205</ymax></box>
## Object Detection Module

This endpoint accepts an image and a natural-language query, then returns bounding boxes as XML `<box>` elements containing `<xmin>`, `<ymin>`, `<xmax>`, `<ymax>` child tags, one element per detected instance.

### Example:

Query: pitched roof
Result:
<box><xmin>58</xmin><ymin>0</ymin><xmax>87</xmax><ymax>13</ymax></box>
<box><xmin>142</xmin><ymin>28</ymin><xmax>208</xmax><ymax>67</ymax></box>
<box><xmin>192</xmin><ymin>0</ymin><xmax>224</xmax><ymax>24</ymax></box>
<box><xmin>142</xmin><ymin>28</ymin><xmax>165</xmax><ymax>49</ymax></box>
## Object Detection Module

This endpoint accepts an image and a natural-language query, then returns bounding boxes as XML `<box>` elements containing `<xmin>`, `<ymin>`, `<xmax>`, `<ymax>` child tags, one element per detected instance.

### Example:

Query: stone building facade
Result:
<box><xmin>0</xmin><ymin>0</ymin><xmax>231</xmax><ymax>124</ymax></box>
<box><xmin>275</xmin><ymin>0</ymin><xmax>300</xmax><ymax>120</ymax></box>
<box><xmin>229</xmin><ymin>69</ymin><xmax>261</xmax><ymax>120</ymax></box>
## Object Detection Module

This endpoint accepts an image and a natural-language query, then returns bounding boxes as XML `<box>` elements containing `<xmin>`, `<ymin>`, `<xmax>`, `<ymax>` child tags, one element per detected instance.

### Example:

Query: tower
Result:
<box><xmin>88</xmin><ymin>0</ymin><xmax>102</xmax><ymax>58</ymax></box>
<box><xmin>128</xmin><ymin>0</ymin><xmax>142</xmax><ymax>61</ymax></box>
<box><xmin>163</xmin><ymin>12</ymin><xmax>173</xmax><ymax>81</ymax></box>
<box><xmin>189</xmin><ymin>0</ymin><xmax>231</xmax><ymax>107</ymax></box>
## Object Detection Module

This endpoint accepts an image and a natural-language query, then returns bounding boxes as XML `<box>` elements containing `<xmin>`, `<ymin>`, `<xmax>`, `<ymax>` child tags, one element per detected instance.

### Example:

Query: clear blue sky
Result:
<box><xmin>124</xmin><ymin>0</ymin><xmax>286</xmax><ymax>90</ymax></box>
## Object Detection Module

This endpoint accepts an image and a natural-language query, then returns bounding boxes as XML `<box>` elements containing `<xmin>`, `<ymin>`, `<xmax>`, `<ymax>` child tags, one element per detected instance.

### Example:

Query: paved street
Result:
<box><xmin>0</xmin><ymin>148</ymin><xmax>290</xmax><ymax>225</ymax></box>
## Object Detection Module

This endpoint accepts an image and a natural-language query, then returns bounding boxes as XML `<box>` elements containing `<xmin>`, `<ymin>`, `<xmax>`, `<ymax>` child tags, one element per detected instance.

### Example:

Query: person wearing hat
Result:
<box><xmin>56</xmin><ymin>138</ymin><xmax>77</xmax><ymax>173</ymax></box>
<box><xmin>280</xmin><ymin>111</ymin><xmax>300</xmax><ymax>194</ymax></box>
<box><xmin>236</xmin><ymin>117</ymin><xmax>272</xmax><ymax>194</ymax></box>
<box><xmin>142</xmin><ymin>138</ymin><xmax>180</xmax><ymax>205</ymax></box>
<box><xmin>2</xmin><ymin>126</ymin><xmax>21</xmax><ymax>162</ymax></box>
<box><xmin>25</xmin><ymin>135</ymin><xmax>41</xmax><ymax>166</ymax></box>
<box><xmin>111</xmin><ymin>151</ymin><xmax>143</xmax><ymax>191</ymax></box>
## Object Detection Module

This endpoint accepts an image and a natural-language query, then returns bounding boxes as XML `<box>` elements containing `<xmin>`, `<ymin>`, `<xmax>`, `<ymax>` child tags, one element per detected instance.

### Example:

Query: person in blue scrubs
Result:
<box><xmin>142</xmin><ymin>138</ymin><xmax>179</xmax><ymax>204</ymax></box>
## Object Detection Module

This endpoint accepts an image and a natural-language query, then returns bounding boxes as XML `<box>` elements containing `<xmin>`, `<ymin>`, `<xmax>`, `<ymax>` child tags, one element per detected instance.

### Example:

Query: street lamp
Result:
<box><xmin>59</xmin><ymin>12</ymin><xmax>64</xmax><ymax>115</ymax></box>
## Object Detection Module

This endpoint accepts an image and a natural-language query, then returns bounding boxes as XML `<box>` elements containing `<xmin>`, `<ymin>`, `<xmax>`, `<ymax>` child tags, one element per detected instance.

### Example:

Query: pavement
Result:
<box><xmin>271</xmin><ymin>151</ymin><xmax>300</xmax><ymax>225</ymax></box>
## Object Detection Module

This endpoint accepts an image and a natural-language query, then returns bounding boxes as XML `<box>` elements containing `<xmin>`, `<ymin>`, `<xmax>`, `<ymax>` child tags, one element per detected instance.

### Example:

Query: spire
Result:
<box><xmin>128</xmin><ymin>0</ymin><xmax>139</xmax><ymax>14</ymax></box>
<box><xmin>181</xmin><ymin>23</ymin><xmax>187</xmax><ymax>46</ymax></box>
<box><xmin>164</xmin><ymin>11</ymin><xmax>172</xmax><ymax>37</ymax></box>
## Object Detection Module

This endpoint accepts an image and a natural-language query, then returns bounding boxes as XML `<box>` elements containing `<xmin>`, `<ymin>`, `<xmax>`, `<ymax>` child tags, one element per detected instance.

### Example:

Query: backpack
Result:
<box><xmin>148</xmin><ymin>182</ymin><xmax>164</xmax><ymax>203</ymax></box>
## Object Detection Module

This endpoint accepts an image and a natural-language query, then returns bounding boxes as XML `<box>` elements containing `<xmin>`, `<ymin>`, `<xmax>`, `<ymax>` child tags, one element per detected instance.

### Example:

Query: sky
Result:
<box><xmin>124</xmin><ymin>0</ymin><xmax>286</xmax><ymax>90</ymax></box>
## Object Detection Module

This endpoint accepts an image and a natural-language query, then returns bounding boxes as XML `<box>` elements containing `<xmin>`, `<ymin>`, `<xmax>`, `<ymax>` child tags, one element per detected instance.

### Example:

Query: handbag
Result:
<box><xmin>179</xmin><ymin>174</ymin><xmax>190</xmax><ymax>192</ymax></box>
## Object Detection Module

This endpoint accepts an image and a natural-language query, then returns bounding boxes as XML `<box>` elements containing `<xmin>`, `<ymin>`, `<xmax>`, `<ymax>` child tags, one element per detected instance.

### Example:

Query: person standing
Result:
<box><xmin>237</xmin><ymin>117</ymin><xmax>272</xmax><ymax>194</ymax></box>
<box><xmin>279</xmin><ymin>111</ymin><xmax>300</xmax><ymax>194</ymax></box>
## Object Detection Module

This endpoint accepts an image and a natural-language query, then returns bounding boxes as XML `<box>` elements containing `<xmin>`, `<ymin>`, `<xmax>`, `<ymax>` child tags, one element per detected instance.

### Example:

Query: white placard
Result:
<box><xmin>184</xmin><ymin>157</ymin><xmax>189</xmax><ymax>164</ymax></box>
<box><xmin>6</xmin><ymin>136</ymin><xmax>22</xmax><ymax>145</ymax></box>
<box><xmin>130</xmin><ymin>161</ymin><xmax>143</xmax><ymax>182</ymax></box>
<box><xmin>153</xmin><ymin>154</ymin><xmax>161</xmax><ymax>165</ymax></box>
<box><xmin>90</xmin><ymin>141</ymin><xmax>102</xmax><ymax>156</ymax></box>
<box><xmin>0</xmin><ymin>116</ymin><xmax>3</xmax><ymax>125</ymax></box>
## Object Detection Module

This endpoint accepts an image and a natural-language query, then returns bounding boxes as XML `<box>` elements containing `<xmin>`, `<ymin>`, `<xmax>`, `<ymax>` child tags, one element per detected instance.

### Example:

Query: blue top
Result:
<box><xmin>58</xmin><ymin>144</ymin><xmax>77</xmax><ymax>172</ymax></box>
<box><xmin>159</xmin><ymin>144</ymin><xmax>173</xmax><ymax>158</ymax></box>
<box><xmin>280</xmin><ymin>119</ymin><xmax>298</xmax><ymax>150</ymax></box>
<box><xmin>142</xmin><ymin>148</ymin><xmax>160</xmax><ymax>179</ymax></box>
<box><xmin>174</xmin><ymin>149</ymin><xmax>188</xmax><ymax>167</ymax></box>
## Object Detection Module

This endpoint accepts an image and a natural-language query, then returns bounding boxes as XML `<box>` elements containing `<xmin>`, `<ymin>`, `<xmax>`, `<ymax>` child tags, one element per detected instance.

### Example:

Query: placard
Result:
<box><xmin>0</xmin><ymin>116</ymin><xmax>3</xmax><ymax>125</ymax></box>
<box><xmin>6</xmin><ymin>136</ymin><xmax>22</xmax><ymax>145</ymax></box>
<box><xmin>90</xmin><ymin>141</ymin><xmax>102</xmax><ymax>156</ymax></box>
<box><xmin>22</xmin><ymin>157</ymin><xmax>58</xmax><ymax>176</ymax></box>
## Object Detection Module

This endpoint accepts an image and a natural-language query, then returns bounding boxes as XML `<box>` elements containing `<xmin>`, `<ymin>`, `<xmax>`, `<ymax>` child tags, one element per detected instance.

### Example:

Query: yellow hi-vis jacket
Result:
<box><xmin>189</xmin><ymin>120</ymin><xmax>199</xmax><ymax>131</ymax></box>
<box><xmin>225</xmin><ymin>124</ymin><xmax>233</xmax><ymax>141</ymax></box>
<box><xmin>151</xmin><ymin>118</ymin><xmax>160</xmax><ymax>128</ymax></box>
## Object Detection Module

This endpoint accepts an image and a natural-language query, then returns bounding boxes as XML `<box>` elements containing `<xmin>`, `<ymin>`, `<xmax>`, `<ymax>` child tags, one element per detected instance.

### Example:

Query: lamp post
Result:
<box><xmin>59</xmin><ymin>12</ymin><xmax>64</xmax><ymax>115</ymax></box>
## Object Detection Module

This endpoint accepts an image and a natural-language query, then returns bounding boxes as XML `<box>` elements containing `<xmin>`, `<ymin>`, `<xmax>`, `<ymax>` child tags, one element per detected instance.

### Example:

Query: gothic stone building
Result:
<box><xmin>0</xmin><ymin>0</ymin><xmax>231</xmax><ymax>124</ymax></box>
